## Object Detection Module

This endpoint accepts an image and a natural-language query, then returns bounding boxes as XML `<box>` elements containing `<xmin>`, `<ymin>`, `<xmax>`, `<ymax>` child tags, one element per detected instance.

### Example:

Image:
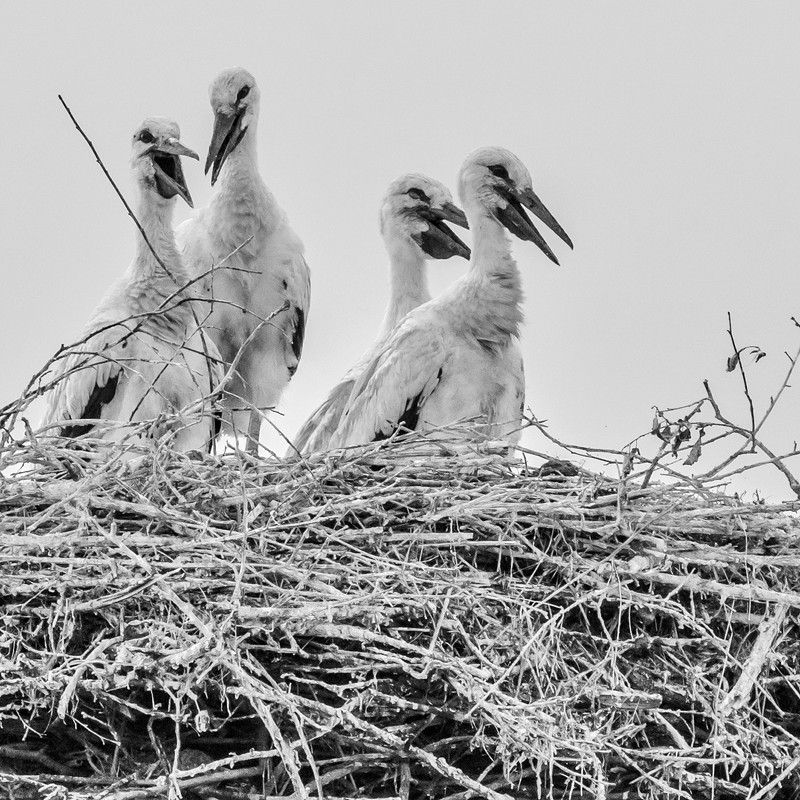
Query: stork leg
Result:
<box><xmin>246</xmin><ymin>408</ymin><xmax>262</xmax><ymax>455</ymax></box>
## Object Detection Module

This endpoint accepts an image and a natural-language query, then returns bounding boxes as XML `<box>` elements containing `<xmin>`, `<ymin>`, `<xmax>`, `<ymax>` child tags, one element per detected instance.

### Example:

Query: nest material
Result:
<box><xmin>1</xmin><ymin>432</ymin><xmax>800</xmax><ymax>800</ymax></box>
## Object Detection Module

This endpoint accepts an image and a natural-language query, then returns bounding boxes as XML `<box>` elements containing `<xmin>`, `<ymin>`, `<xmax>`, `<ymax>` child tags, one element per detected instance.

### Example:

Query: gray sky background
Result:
<box><xmin>3</xmin><ymin>3</ymin><xmax>800</xmax><ymax>499</ymax></box>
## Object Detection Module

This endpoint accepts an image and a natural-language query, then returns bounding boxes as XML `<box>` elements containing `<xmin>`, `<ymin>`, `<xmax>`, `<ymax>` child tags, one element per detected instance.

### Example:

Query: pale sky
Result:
<box><xmin>3</xmin><ymin>3</ymin><xmax>800</xmax><ymax>499</ymax></box>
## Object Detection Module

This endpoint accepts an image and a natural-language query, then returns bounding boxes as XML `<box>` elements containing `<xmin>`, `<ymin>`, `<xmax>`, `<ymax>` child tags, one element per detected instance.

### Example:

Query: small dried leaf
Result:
<box><xmin>622</xmin><ymin>447</ymin><xmax>639</xmax><ymax>478</ymax></box>
<box><xmin>754</xmin><ymin>349</ymin><xmax>766</xmax><ymax>363</ymax></box>
<box><xmin>684</xmin><ymin>437</ymin><xmax>703</xmax><ymax>466</ymax></box>
<box><xmin>726</xmin><ymin>352</ymin><xmax>740</xmax><ymax>372</ymax></box>
<box><xmin>670</xmin><ymin>422</ymin><xmax>691</xmax><ymax>457</ymax></box>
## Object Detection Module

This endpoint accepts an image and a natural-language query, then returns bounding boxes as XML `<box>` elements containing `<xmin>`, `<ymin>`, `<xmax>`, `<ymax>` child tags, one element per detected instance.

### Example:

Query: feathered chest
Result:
<box><xmin>104</xmin><ymin>278</ymin><xmax>193</xmax><ymax>341</ymax></box>
<box><xmin>443</xmin><ymin>275</ymin><xmax>525</xmax><ymax>353</ymax></box>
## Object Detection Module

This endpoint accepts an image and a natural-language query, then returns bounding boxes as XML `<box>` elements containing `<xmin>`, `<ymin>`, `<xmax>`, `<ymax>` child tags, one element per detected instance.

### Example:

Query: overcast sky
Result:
<box><xmin>3</xmin><ymin>3</ymin><xmax>800</xmax><ymax>499</ymax></box>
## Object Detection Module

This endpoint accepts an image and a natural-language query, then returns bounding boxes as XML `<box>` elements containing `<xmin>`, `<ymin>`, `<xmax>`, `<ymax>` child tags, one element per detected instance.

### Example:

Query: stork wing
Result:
<box><xmin>40</xmin><ymin>336</ymin><xmax>125</xmax><ymax>437</ymax></box>
<box><xmin>291</xmin><ymin>377</ymin><xmax>356</xmax><ymax>455</ymax></box>
<box><xmin>329</xmin><ymin>323</ymin><xmax>446</xmax><ymax>448</ymax></box>
<box><xmin>285</xmin><ymin>253</ymin><xmax>311</xmax><ymax>374</ymax></box>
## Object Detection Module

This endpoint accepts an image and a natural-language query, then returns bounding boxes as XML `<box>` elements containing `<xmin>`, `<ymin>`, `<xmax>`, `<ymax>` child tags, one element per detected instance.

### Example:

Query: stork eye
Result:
<box><xmin>139</xmin><ymin>130</ymin><xmax>155</xmax><ymax>144</ymax></box>
<box><xmin>488</xmin><ymin>164</ymin><xmax>510</xmax><ymax>181</ymax></box>
<box><xmin>407</xmin><ymin>188</ymin><xmax>430</xmax><ymax>202</ymax></box>
<box><xmin>237</xmin><ymin>85</ymin><xmax>251</xmax><ymax>102</ymax></box>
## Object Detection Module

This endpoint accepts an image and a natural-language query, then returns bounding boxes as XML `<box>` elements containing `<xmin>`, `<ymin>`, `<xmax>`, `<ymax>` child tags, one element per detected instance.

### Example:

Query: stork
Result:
<box><xmin>177</xmin><ymin>67</ymin><xmax>310</xmax><ymax>453</ymax></box>
<box><xmin>41</xmin><ymin>118</ymin><xmax>223</xmax><ymax>451</ymax></box>
<box><xmin>328</xmin><ymin>146</ymin><xmax>572</xmax><ymax>448</ymax></box>
<box><xmin>292</xmin><ymin>174</ymin><xmax>470</xmax><ymax>454</ymax></box>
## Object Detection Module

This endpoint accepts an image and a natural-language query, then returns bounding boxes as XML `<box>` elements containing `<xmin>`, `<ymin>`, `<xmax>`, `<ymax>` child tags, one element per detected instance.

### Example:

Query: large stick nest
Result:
<box><xmin>2</xmin><ymin>432</ymin><xmax>800</xmax><ymax>800</ymax></box>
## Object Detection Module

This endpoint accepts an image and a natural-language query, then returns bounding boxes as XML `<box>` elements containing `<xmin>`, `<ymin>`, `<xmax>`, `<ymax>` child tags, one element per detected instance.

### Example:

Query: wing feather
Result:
<box><xmin>292</xmin><ymin>377</ymin><xmax>356</xmax><ymax>454</ymax></box>
<box><xmin>41</xmin><ymin>337</ymin><xmax>125</xmax><ymax>437</ymax></box>
<box><xmin>330</xmin><ymin>321</ymin><xmax>447</xmax><ymax>448</ymax></box>
<box><xmin>285</xmin><ymin>253</ymin><xmax>311</xmax><ymax>374</ymax></box>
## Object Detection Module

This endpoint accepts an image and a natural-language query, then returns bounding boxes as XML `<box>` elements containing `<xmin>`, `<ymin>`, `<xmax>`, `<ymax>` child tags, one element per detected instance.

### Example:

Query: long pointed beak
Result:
<box><xmin>158</xmin><ymin>137</ymin><xmax>199</xmax><ymax>161</ymax></box>
<box><xmin>519</xmin><ymin>187</ymin><xmax>573</xmax><ymax>250</ymax></box>
<box><xmin>205</xmin><ymin>107</ymin><xmax>246</xmax><ymax>185</ymax></box>
<box><xmin>435</xmin><ymin>201</ymin><xmax>469</xmax><ymax>230</ymax></box>
<box><xmin>151</xmin><ymin>137</ymin><xmax>197</xmax><ymax>208</ymax></box>
<box><xmin>416</xmin><ymin>205</ymin><xmax>471</xmax><ymax>260</ymax></box>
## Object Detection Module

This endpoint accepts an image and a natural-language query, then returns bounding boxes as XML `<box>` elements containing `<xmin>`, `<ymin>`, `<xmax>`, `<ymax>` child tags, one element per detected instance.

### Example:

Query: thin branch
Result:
<box><xmin>726</xmin><ymin>311</ymin><xmax>756</xmax><ymax>449</ymax></box>
<box><xmin>700</xmin><ymin>380</ymin><xmax>800</xmax><ymax>498</ymax></box>
<box><xmin>58</xmin><ymin>95</ymin><xmax>176</xmax><ymax>284</ymax></box>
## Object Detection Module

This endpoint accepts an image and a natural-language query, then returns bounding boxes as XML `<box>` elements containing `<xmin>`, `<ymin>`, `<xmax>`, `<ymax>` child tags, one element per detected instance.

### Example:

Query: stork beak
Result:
<box><xmin>151</xmin><ymin>137</ymin><xmax>198</xmax><ymax>208</ymax></box>
<box><xmin>494</xmin><ymin>186</ymin><xmax>571</xmax><ymax>265</ymax></box>
<box><xmin>417</xmin><ymin>202</ymin><xmax>471</xmax><ymax>260</ymax></box>
<box><xmin>437</xmin><ymin>201</ymin><xmax>469</xmax><ymax>230</ymax></box>
<box><xmin>205</xmin><ymin>106</ymin><xmax>247</xmax><ymax>185</ymax></box>
<box><xmin>519</xmin><ymin>187</ymin><xmax>573</xmax><ymax>251</ymax></box>
<box><xmin>158</xmin><ymin>137</ymin><xmax>200</xmax><ymax>161</ymax></box>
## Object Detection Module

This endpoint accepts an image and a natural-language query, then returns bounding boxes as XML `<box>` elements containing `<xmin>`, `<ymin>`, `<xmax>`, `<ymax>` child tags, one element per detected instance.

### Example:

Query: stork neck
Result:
<box><xmin>467</xmin><ymin>211</ymin><xmax>516</xmax><ymax>278</ymax></box>
<box><xmin>458</xmin><ymin>207</ymin><xmax>524</xmax><ymax>341</ymax></box>
<box><xmin>212</xmin><ymin>119</ymin><xmax>286</xmax><ymax>239</ymax></box>
<box><xmin>130</xmin><ymin>194</ymin><xmax>187</xmax><ymax>285</ymax></box>
<box><xmin>378</xmin><ymin>235</ymin><xmax>431</xmax><ymax>338</ymax></box>
<box><xmin>217</xmin><ymin>119</ymin><xmax>260</xmax><ymax>186</ymax></box>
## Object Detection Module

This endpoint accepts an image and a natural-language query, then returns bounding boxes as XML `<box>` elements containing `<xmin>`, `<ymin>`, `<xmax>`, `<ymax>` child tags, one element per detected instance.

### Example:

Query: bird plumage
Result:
<box><xmin>41</xmin><ymin>118</ymin><xmax>223</xmax><ymax>451</ymax></box>
<box><xmin>329</xmin><ymin>146</ymin><xmax>572</xmax><ymax>448</ymax></box>
<box><xmin>291</xmin><ymin>174</ymin><xmax>470</xmax><ymax>454</ymax></box>
<box><xmin>176</xmin><ymin>67</ymin><xmax>310</xmax><ymax>452</ymax></box>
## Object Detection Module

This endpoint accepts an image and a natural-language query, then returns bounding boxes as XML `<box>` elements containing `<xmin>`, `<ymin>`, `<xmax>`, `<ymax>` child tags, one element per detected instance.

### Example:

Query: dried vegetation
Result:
<box><xmin>2</xmin><ymin>423</ymin><xmax>800</xmax><ymax>800</ymax></box>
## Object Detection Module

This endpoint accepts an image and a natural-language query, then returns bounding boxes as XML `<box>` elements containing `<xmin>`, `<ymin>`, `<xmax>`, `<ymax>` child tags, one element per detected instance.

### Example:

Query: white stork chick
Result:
<box><xmin>177</xmin><ymin>67</ymin><xmax>310</xmax><ymax>453</ymax></box>
<box><xmin>292</xmin><ymin>174</ymin><xmax>470</xmax><ymax>454</ymax></box>
<box><xmin>329</xmin><ymin>146</ymin><xmax>572</xmax><ymax>448</ymax></box>
<box><xmin>41</xmin><ymin>118</ymin><xmax>223</xmax><ymax>451</ymax></box>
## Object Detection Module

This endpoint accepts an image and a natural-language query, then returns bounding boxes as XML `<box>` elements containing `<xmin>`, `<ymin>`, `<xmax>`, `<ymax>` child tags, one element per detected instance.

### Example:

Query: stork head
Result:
<box><xmin>205</xmin><ymin>66</ymin><xmax>260</xmax><ymax>185</ymax></box>
<box><xmin>380</xmin><ymin>174</ymin><xmax>470</xmax><ymax>261</ymax></box>
<box><xmin>131</xmin><ymin>118</ymin><xmax>199</xmax><ymax>207</ymax></box>
<box><xmin>458</xmin><ymin>146</ymin><xmax>572</xmax><ymax>265</ymax></box>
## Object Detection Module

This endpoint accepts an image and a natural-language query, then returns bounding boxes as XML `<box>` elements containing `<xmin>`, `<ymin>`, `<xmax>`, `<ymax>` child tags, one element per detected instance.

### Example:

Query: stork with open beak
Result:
<box><xmin>176</xmin><ymin>67</ymin><xmax>310</xmax><ymax>454</ymax></box>
<box><xmin>329</xmin><ymin>146</ymin><xmax>572</xmax><ymax>448</ymax></box>
<box><xmin>41</xmin><ymin>118</ymin><xmax>224</xmax><ymax>450</ymax></box>
<box><xmin>291</xmin><ymin>174</ymin><xmax>470</xmax><ymax>454</ymax></box>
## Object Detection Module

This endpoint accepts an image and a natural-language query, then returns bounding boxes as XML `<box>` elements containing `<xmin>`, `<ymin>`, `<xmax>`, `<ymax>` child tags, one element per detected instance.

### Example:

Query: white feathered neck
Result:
<box><xmin>126</xmin><ymin>192</ymin><xmax>188</xmax><ymax>288</ymax></box>
<box><xmin>377</xmin><ymin>228</ymin><xmax>431</xmax><ymax>340</ymax></box>
<box><xmin>206</xmin><ymin>116</ymin><xmax>288</xmax><ymax>251</ymax></box>
<box><xmin>450</xmin><ymin>200</ymin><xmax>524</xmax><ymax>344</ymax></box>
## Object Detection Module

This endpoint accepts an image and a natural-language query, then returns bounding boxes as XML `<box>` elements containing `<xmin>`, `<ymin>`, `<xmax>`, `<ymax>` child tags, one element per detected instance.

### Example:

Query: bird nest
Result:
<box><xmin>2</xmin><ymin>429</ymin><xmax>800</xmax><ymax>800</ymax></box>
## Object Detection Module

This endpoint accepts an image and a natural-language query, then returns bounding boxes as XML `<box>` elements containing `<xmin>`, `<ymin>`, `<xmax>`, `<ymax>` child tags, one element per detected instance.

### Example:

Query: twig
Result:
<box><xmin>719</xmin><ymin>603</ymin><xmax>788</xmax><ymax>716</ymax></box>
<box><xmin>726</xmin><ymin>311</ymin><xmax>757</xmax><ymax>448</ymax></box>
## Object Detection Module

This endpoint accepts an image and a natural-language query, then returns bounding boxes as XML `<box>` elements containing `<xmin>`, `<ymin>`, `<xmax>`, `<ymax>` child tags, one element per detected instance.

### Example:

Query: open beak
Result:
<box><xmin>151</xmin><ymin>137</ymin><xmax>199</xmax><ymax>207</ymax></box>
<box><xmin>416</xmin><ymin>202</ymin><xmax>471</xmax><ymax>260</ymax></box>
<box><xmin>205</xmin><ymin>106</ymin><xmax>247</xmax><ymax>185</ymax></box>
<box><xmin>520</xmin><ymin>187</ymin><xmax>573</xmax><ymax>251</ymax></box>
<box><xmin>495</xmin><ymin>186</ymin><xmax>572</xmax><ymax>265</ymax></box>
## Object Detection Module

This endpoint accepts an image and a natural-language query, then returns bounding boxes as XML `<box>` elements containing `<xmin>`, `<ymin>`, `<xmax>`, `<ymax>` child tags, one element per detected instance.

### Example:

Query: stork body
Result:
<box><xmin>177</xmin><ymin>68</ymin><xmax>310</xmax><ymax>451</ymax></box>
<box><xmin>41</xmin><ymin>119</ymin><xmax>222</xmax><ymax>451</ymax></box>
<box><xmin>292</xmin><ymin>174</ymin><xmax>469</xmax><ymax>454</ymax></box>
<box><xmin>329</xmin><ymin>147</ymin><xmax>572</xmax><ymax>448</ymax></box>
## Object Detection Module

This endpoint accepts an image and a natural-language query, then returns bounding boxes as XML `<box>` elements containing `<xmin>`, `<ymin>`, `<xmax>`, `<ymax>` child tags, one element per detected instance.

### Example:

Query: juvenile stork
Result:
<box><xmin>292</xmin><ymin>174</ymin><xmax>470</xmax><ymax>454</ymax></box>
<box><xmin>177</xmin><ymin>67</ymin><xmax>310</xmax><ymax>453</ymax></box>
<box><xmin>41</xmin><ymin>119</ymin><xmax>223</xmax><ymax>451</ymax></box>
<box><xmin>329</xmin><ymin>146</ymin><xmax>572</xmax><ymax>448</ymax></box>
